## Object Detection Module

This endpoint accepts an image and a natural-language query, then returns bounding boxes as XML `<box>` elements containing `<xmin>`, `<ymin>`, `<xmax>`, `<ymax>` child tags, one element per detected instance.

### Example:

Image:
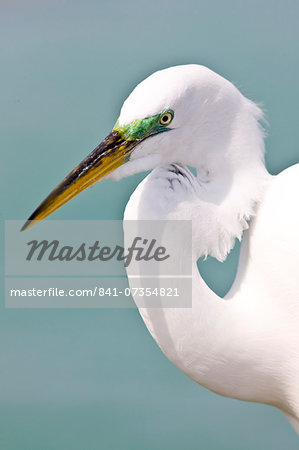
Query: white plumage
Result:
<box><xmin>117</xmin><ymin>65</ymin><xmax>299</xmax><ymax>433</ymax></box>
<box><xmin>25</xmin><ymin>64</ymin><xmax>299</xmax><ymax>435</ymax></box>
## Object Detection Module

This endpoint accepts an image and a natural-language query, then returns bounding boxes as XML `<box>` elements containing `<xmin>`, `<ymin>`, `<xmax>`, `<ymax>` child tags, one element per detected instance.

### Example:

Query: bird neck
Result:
<box><xmin>124</xmin><ymin>161</ymin><xmax>296</xmax><ymax>418</ymax></box>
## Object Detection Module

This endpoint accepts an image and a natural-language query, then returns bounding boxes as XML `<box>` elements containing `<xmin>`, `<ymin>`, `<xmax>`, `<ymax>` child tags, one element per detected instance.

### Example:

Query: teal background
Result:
<box><xmin>1</xmin><ymin>0</ymin><xmax>299</xmax><ymax>448</ymax></box>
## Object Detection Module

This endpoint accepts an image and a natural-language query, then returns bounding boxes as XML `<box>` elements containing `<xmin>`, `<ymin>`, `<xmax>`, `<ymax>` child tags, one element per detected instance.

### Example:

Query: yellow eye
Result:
<box><xmin>159</xmin><ymin>111</ymin><xmax>173</xmax><ymax>126</ymax></box>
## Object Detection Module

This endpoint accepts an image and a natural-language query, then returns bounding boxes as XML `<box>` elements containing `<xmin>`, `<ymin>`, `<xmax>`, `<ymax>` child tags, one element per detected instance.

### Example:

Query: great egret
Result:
<box><xmin>22</xmin><ymin>65</ymin><xmax>299</xmax><ymax>434</ymax></box>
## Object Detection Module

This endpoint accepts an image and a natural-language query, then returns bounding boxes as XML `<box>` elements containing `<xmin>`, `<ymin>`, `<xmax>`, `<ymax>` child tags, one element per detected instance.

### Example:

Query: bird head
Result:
<box><xmin>21</xmin><ymin>64</ymin><xmax>256</xmax><ymax>231</ymax></box>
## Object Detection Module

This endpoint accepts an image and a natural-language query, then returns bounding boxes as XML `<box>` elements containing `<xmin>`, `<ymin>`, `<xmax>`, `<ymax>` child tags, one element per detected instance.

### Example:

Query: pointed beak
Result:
<box><xmin>21</xmin><ymin>130</ymin><xmax>140</xmax><ymax>231</ymax></box>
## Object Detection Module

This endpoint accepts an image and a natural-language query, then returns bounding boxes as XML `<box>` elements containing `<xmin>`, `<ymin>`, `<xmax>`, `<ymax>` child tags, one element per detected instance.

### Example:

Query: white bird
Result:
<box><xmin>22</xmin><ymin>64</ymin><xmax>299</xmax><ymax>435</ymax></box>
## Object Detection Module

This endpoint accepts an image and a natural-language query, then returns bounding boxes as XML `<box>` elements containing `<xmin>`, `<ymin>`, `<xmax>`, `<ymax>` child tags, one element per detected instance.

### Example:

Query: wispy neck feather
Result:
<box><xmin>191</xmin><ymin>98</ymin><xmax>271</xmax><ymax>261</ymax></box>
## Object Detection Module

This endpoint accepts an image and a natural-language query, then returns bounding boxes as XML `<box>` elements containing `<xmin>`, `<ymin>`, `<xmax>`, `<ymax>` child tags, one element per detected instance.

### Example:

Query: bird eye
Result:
<box><xmin>159</xmin><ymin>111</ymin><xmax>174</xmax><ymax>126</ymax></box>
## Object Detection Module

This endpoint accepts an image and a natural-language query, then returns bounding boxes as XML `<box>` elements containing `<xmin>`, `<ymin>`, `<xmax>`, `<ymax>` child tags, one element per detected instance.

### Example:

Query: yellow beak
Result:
<box><xmin>21</xmin><ymin>130</ymin><xmax>139</xmax><ymax>231</ymax></box>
